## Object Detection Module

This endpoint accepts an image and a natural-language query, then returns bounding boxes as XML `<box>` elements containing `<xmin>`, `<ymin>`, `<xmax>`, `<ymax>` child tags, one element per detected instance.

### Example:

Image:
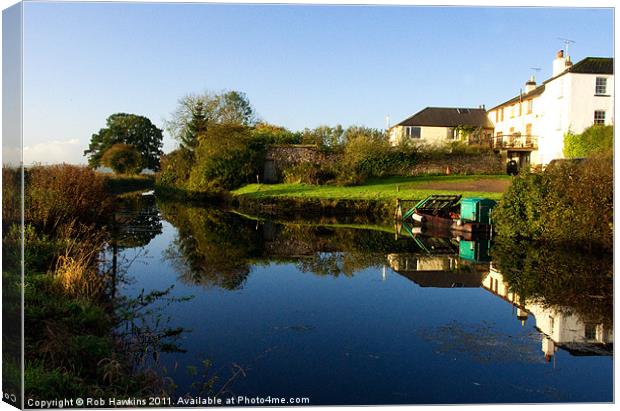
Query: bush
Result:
<box><xmin>251</xmin><ymin>123</ymin><xmax>302</xmax><ymax>145</ymax></box>
<box><xmin>187</xmin><ymin>124</ymin><xmax>266</xmax><ymax>192</ymax></box>
<box><xmin>282</xmin><ymin>162</ymin><xmax>337</xmax><ymax>184</ymax></box>
<box><xmin>2</xmin><ymin>166</ymin><xmax>21</xmax><ymax>230</ymax></box>
<box><xmin>100</xmin><ymin>143</ymin><xmax>144</xmax><ymax>175</ymax></box>
<box><xmin>157</xmin><ymin>147</ymin><xmax>194</xmax><ymax>188</ymax></box>
<box><xmin>563</xmin><ymin>125</ymin><xmax>613</xmax><ymax>158</ymax></box>
<box><xmin>493</xmin><ymin>152</ymin><xmax>612</xmax><ymax>251</ymax></box>
<box><xmin>337</xmin><ymin>130</ymin><xmax>417</xmax><ymax>184</ymax></box>
<box><xmin>25</xmin><ymin>164</ymin><xmax>110</xmax><ymax>235</ymax></box>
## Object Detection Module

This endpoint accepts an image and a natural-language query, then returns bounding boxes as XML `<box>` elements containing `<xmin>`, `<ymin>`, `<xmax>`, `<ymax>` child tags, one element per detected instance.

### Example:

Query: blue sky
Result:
<box><xmin>20</xmin><ymin>2</ymin><xmax>614</xmax><ymax>164</ymax></box>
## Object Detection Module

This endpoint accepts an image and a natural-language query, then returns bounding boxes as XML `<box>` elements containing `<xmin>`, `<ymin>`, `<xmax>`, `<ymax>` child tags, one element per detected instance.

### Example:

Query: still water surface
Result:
<box><xmin>109</xmin><ymin>196</ymin><xmax>613</xmax><ymax>405</ymax></box>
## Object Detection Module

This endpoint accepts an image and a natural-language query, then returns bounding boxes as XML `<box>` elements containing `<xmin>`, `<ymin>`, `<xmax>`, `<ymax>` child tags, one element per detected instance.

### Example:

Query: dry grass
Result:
<box><xmin>52</xmin><ymin>223</ymin><xmax>108</xmax><ymax>300</ymax></box>
<box><xmin>25</xmin><ymin>164</ymin><xmax>110</xmax><ymax>234</ymax></box>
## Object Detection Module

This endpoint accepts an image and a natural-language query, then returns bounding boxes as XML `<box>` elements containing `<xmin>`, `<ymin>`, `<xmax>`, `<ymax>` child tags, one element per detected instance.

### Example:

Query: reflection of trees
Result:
<box><xmin>158</xmin><ymin>203</ymin><xmax>428</xmax><ymax>287</ymax></box>
<box><xmin>491</xmin><ymin>238</ymin><xmax>612</xmax><ymax>328</ymax></box>
<box><xmin>159</xmin><ymin>203</ymin><xmax>262</xmax><ymax>290</ymax></box>
<box><xmin>112</xmin><ymin>195</ymin><xmax>163</xmax><ymax>249</ymax></box>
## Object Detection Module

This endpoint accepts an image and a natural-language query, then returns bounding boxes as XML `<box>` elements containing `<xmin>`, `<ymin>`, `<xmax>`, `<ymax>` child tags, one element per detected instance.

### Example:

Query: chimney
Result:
<box><xmin>525</xmin><ymin>75</ymin><xmax>536</xmax><ymax>93</ymax></box>
<box><xmin>552</xmin><ymin>49</ymin><xmax>571</xmax><ymax>77</ymax></box>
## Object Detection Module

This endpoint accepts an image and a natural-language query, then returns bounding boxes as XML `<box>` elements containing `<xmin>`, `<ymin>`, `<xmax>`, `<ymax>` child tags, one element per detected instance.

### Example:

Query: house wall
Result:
<box><xmin>488</xmin><ymin>72</ymin><xmax>615</xmax><ymax>166</ymax></box>
<box><xmin>567</xmin><ymin>73</ymin><xmax>615</xmax><ymax>131</ymax></box>
<box><xmin>389</xmin><ymin>125</ymin><xmax>454</xmax><ymax>146</ymax></box>
<box><xmin>488</xmin><ymin>96</ymin><xmax>544</xmax><ymax>165</ymax></box>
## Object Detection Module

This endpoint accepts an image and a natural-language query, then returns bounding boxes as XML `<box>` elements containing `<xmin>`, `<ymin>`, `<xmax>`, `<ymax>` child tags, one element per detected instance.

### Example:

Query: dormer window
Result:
<box><xmin>595</xmin><ymin>77</ymin><xmax>607</xmax><ymax>95</ymax></box>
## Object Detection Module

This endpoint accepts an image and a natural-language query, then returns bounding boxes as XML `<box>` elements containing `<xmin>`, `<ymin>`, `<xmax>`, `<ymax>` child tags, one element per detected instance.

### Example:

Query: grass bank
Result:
<box><xmin>233</xmin><ymin>175</ymin><xmax>509</xmax><ymax>201</ymax></box>
<box><xmin>230</xmin><ymin>174</ymin><xmax>510</xmax><ymax>220</ymax></box>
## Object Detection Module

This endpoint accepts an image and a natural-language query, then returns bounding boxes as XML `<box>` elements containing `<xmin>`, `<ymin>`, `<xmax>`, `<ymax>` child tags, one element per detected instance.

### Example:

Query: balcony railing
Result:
<box><xmin>493</xmin><ymin>134</ymin><xmax>538</xmax><ymax>150</ymax></box>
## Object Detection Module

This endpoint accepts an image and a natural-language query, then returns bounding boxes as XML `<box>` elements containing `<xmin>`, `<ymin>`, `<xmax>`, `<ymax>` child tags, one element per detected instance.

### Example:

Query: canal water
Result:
<box><xmin>108</xmin><ymin>196</ymin><xmax>613</xmax><ymax>405</ymax></box>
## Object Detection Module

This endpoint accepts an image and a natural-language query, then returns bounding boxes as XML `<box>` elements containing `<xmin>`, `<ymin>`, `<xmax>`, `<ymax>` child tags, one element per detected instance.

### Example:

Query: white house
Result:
<box><xmin>388</xmin><ymin>107</ymin><xmax>494</xmax><ymax>147</ymax></box>
<box><xmin>487</xmin><ymin>51</ymin><xmax>614</xmax><ymax>168</ymax></box>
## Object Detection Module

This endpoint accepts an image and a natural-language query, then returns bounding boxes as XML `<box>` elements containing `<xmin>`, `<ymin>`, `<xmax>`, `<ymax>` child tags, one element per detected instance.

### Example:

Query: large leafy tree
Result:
<box><xmin>165</xmin><ymin>90</ymin><xmax>257</xmax><ymax>150</ymax></box>
<box><xmin>84</xmin><ymin>113</ymin><xmax>164</xmax><ymax>171</ymax></box>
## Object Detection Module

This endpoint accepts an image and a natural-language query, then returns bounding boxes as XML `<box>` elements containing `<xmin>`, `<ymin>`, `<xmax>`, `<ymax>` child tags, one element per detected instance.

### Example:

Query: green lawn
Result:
<box><xmin>233</xmin><ymin>174</ymin><xmax>511</xmax><ymax>201</ymax></box>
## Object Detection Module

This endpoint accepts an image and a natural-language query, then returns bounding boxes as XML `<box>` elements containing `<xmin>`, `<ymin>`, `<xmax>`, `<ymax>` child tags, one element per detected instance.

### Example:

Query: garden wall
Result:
<box><xmin>406</xmin><ymin>152</ymin><xmax>504</xmax><ymax>175</ymax></box>
<box><xmin>264</xmin><ymin>145</ymin><xmax>504</xmax><ymax>183</ymax></box>
<box><xmin>264</xmin><ymin>145</ymin><xmax>335</xmax><ymax>182</ymax></box>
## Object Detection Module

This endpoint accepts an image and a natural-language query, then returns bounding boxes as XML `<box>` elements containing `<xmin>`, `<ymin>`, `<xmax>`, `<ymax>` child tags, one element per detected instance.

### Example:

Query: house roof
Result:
<box><xmin>488</xmin><ymin>84</ymin><xmax>546</xmax><ymax>111</ymax></box>
<box><xmin>489</xmin><ymin>57</ymin><xmax>613</xmax><ymax>111</ymax></box>
<box><xmin>566</xmin><ymin>57</ymin><xmax>614</xmax><ymax>75</ymax></box>
<box><xmin>395</xmin><ymin>107</ymin><xmax>494</xmax><ymax>128</ymax></box>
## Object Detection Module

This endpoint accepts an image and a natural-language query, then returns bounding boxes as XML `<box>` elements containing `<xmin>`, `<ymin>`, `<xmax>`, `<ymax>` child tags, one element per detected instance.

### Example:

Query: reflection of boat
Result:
<box><xmin>396</xmin><ymin>195</ymin><xmax>496</xmax><ymax>235</ymax></box>
<box><xmin>395</xmin><ymin>219</ymin><xmax>493</xmax><ymax>264</ymax></box>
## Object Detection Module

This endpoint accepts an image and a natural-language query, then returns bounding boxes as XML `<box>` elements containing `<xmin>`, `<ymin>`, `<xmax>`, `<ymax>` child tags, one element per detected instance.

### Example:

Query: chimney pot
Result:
<box><xmin>557</xmin><ymin>50</ymin><xmax>564</xmax><ymax>58</ymax></box>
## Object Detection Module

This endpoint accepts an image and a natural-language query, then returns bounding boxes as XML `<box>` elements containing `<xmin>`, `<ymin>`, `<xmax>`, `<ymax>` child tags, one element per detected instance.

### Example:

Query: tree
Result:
<box><xmin>181</xmin><ymin>100</ymin><xmax>208</xmax><ymax>150</ymax></box>
<box><xmin>100</xmin><ymin>143</ymin><xmax>144</xmax><ymax>175</ymax></box>
<box><xmin>165</xmin><ymin>90</ymin><xmax>257</xmax><ymax>150</ymax></box>
<box><xmin>84</xmin><ymin>113</ymin><xmax>163</xmax><ymax>171</ymax></box>
<box><xmin>300</xmin><ymin>125</ymin><xmax>345</xmax><ymax>148</ymax></box>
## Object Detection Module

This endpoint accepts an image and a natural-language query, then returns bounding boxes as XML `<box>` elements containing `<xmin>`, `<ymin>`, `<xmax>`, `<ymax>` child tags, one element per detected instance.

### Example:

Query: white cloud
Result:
<box><xmin>23</xmin><ymin>138</ymin><xmax>87</xmax><ymax>165</ymax></box>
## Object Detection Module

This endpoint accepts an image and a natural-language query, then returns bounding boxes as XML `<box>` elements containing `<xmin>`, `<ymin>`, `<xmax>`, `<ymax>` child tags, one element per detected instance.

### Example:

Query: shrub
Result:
<box><xmin>563</xmin><ymin>125</ymin><xmax>613</xmax><ymax>158</ymax></box>
<box><xmin>338</xmin><ymin>133</ymin><xmax>390</xmax><ymax>183</ymax></box>
<box><xmin>251</xmin><ymin>123</ymin><xmax>302</xmax><ymax>145</ymax></box>
<box><xmin>157</xmin><ymin>147</ymin><xmax>194</xmax><ymax>189</ymax></box>
<box><xmin>187</xmin><ymin>124</ymin><xmax>266</xmax><ymax>191</ymax></box>
<box><xmin>282</xmin><ymin>162</ymin><xmax>336</xmax><ymax>184</ymax></box>
<box><xmin>493</xmin><ymin>152</ymin><xmax>612</xmax><ymax>251</ymax></box>
<box><xmin>337</xmin><ymin>130</ymin><xmax>417</xmax><ymax>184</ymax></box>
<box><xmin>100</xmin><ymin>143</ymin><xmax>144</xmax><ymax>175</ymax></box>
<box><xmin>2</xmin><ymin>166</ymin><xmax>21</xmax><ymax>229</ymax></box>
<box><xmin>25</xmin><ymin>164</ymin><xmax>110</xmax><ymax>234</ymax></box>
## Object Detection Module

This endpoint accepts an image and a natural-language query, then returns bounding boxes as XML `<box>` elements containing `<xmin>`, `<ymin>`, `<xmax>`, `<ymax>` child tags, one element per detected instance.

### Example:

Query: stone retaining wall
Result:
<box><xmin>264</xmin><ymin>145</ymin><xmax>505</xmax><ymax>182</ymax></box>
<box><xmin>406</xmin><ymin>152</ymin><xmax>504</xmax><ymax>175</ymax></box>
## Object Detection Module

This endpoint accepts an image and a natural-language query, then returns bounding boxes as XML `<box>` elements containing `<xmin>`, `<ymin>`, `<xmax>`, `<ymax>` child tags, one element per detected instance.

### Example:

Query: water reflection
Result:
<box><xmin>153</xmin><ymin>201</ymin><xmax>613</xmax><ymax>359</ymax></box>
<box><xmin>112</xmin><ymin>199</ymin><xmax>612</xmax><ymax>402</ymax></box>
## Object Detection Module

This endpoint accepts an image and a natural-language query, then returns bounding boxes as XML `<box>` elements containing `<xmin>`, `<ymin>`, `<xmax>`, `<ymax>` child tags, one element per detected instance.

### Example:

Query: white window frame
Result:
<box><xmin>594</xmin><ymin>110</ymin><xmax>606</xmax><ymax>125</ymax></box>
<box><xmin>406</xmin><ymin>126</ymin><xmax>421</xmax><ymax>139</ymax></box>
<box><xmin>595</xmin><ymin>77</ymin><xmax>607</xmax><ymax>95</ymax></box>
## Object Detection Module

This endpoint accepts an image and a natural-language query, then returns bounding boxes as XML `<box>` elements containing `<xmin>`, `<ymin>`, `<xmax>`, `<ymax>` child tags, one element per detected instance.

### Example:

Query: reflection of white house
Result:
<box><xmin>483</xmin><ymin>265</ymin><xmax>613</xmax><ymax>359</ymax></box>
<box><xmin>388</xmin><ymin>107</ymin><xmax>494</xmax><ymax>146</ymax></box>
<box><xmin>487</xmin><ymin>51</ymin><xmax>614</xmax><ymax>168</ymax></box>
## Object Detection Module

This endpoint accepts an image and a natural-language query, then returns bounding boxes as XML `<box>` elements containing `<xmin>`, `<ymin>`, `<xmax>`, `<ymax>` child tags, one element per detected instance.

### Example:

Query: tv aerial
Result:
<box><xmin>529</xmin><ymin>67</ymin><xmax>541</xmax><ymax>81</ymax></box>
<box><xmin>557</xmin><ymin>37</ymin><xmax>576</xmax><ymax>56</ymax></box>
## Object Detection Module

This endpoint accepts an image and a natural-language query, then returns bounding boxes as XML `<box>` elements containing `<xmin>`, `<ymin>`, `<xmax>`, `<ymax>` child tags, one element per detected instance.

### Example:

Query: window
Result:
<box><xmin>446</xmin><ymin>128</ymin><xmax>457</xmax><ymax>140</ymax></box>
<box><xmin>595</xmin><ymin>77</ymin><xmax>607</xmax><ymax>95</ymax></box>
<box><xmin>406</xmin><ymin>126</ymin><xmax>421</xmax><ymax>139</ymax></box>
<box><xmin>594</xmin><ymin>110</ymin><xmax>606</xmax><ymax>125</ymax></box>
<box><xmin>518</xmin><ymin>102</ymin><xmax>522</xmax><ymax>117</ymax></box>
<box><xmin>525</xmin><ymin>123</ymin><xmax>532</xmax><ymax>136</ymax></box>
<box><xmin>510</xmin><ymin>105</ymin><xmax>515</xmax><ymax>118</ymax></box>
<box><xmin>495</xmin><ymin>110</ymin><xmax>499</xmax><ymax>123</ymax></box>
<box><xmin>526</xmin><ymin>99</ymin><xmax>533</xmax><ymax>114</ymax></box>
<box><xmin>549</xmin><ymin>316</ymin><xmax>554</xmax><ymax>333</ymax></box>
<box><xmin>585</xmin><ymin>324</ymin><xmax>597</xmax><ymax>340</ymax></box>
<box><xmin>500</xmin><ymin>108</ymin><xmax>504</xmax><ymax>121</ymax></box>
